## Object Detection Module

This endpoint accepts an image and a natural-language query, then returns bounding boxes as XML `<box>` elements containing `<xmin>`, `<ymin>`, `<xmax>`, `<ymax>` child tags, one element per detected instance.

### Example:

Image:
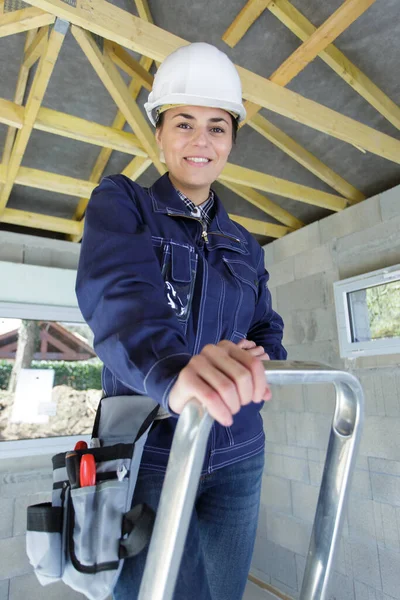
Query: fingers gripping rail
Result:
<box><xmin>138</xmin><ymin>361</ymin><xmax>364</xmax><ymax>600</ymax></box>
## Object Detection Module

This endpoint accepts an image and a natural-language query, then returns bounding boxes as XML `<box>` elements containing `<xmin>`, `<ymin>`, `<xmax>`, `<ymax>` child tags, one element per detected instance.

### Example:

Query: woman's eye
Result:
<box><xmin>211</xmin><ymin>127</ymin><xmax>225</xmax><ymax>134</ymax></box>
<box><xmin>177</xmin><ymin>123</ymin><xmax>191</xmax><ymax>129</ymax></box>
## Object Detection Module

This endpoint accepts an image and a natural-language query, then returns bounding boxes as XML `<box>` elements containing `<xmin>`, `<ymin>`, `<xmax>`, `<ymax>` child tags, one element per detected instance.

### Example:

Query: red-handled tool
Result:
<box><xmin>74</xmin><ymin>440</ymin><xmax>88</xmax><ymax>450</ymax></box>
<box><xmin>80</xmin><ymin>453</ymin><xmax>96</xmax><ymax>487</ymax></box>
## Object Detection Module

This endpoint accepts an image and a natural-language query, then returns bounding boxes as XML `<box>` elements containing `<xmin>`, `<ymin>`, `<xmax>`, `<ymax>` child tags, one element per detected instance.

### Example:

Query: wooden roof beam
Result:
<box><xmin>71</xmin><ymin>25</ymin><xmax>165</xmax><ymax>174</ymax></box>
<box><xmin>247</xmin><ymin>113</ymin><xmax>365</xmax><ymax>203</ymax></box>
<box><xmin>219</xmin><ymin>180</ymin><xmax>304</xmax><ymax>229</ymax></box>
<box><xmin>1</xmin><ymin>28</ymin><xmax>38</xmax><ymax>167</ymax></box>
<box><xmin>0</xmin><ymin>18</ymin><xmax>68</xmax><ymax>217</ymax></box>
<box><xmin>106</xmin><ymin>41</ymin><xmax>153</xmax><ymax>91</ymax></box>
<box><xmin>0</xmin><ymin>99</ymin><xmax>149</xmax><ymax>155</ymax></box>
<box><xmin>24</xmin><ymin>0</ymin><xmax>400</xmax><ymax>164</ymax></box>
<box><xmin>269</xmin><ymin>0</ymin><xmax>376</xmax><ymax>87</ymax></box>
<box><xmin>228</xmin><ymin>213</ymin><xmax>291</xmax><ymax>238</ymax></box>
<box><xmin>267</xmin><ymin>0</ymin><xmax>400</xmax><ymax>131</ymax></box>
<box><xmin>220</xmin><ymin>163</ymin><xmax>347</xmax><ymax>211</ymax></box>
<box><xmin>0</xmin><ymin>164</ymin><xmax>96</xmax><ymax>197</ymax></box>
<box><xmin>222</xmin><ymin>0</ymin><xmax>273</xmax><ymax>48</ymax></box>
<box><xmin>35</xmin><ymin>107</ymin><xmax>148</xmax><ymax>155</ymax></box>
<box><xmin>22</xmin><ymin>24</ymin><xmax>49</xmax><ymax>69</ymax></box>
<box><xmin>0</xmin><ymin>5</ymin><xmax>54</xmax><ymax>38</ymax></box>
<box><xmin>2</xmin><ymin>208</ymin><xmax>83</xmax><ymax>236</ymax></box>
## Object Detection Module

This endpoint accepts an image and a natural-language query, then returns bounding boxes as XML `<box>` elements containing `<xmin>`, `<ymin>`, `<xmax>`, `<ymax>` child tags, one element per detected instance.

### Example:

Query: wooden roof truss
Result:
<box><xmin>0</xmin><ymin>0</ymin><xmax>399</xmax><ymax>243</ymax></box>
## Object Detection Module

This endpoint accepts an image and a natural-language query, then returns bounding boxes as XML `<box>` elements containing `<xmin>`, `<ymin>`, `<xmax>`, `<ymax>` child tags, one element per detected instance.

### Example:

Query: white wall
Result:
<box><xmin>252</xmin><ymin>184</ymin><xmax>400</xmax><ymax>600</ymax></box>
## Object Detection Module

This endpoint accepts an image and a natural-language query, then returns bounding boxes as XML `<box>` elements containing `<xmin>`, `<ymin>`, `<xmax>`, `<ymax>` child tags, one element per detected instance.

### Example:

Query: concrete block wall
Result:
<box><xmin>0</xmin><ymin>233</ymin><xmax>85</xmax><ymax>599</ymax></box>
<box><xmin>252</xmin><ymin>184</ymin><xmax>400</xmax><ymax>599</ymax></box>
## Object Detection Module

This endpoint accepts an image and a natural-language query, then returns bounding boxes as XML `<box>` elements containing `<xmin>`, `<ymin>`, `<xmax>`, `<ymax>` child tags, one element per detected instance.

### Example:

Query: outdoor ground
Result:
<box><xmin>0</xmin><ymin>386</ymin><xmax>102</xmax><ymax>441</ymax></box>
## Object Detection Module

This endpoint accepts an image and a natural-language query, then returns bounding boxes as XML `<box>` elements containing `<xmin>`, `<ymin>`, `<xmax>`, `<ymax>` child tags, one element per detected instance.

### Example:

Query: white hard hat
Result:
<box><xmin>144</xmin><ymin>42</ymin><xmax>246</xmax><ymax>126</ymax></box>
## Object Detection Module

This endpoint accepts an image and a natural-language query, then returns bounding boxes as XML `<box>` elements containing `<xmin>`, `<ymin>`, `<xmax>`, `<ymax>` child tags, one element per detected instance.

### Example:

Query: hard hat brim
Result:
<box><xmin>145</xmin><ymin>94</ymin><xmax>246</xmax><ymax>127</ymax></box>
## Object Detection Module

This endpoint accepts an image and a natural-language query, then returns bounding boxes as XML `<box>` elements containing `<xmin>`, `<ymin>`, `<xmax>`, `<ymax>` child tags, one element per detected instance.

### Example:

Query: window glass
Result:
<box><xmin>0</xmin><ymin>317</ymin><xmax>102</xmax><ymax>442</ymax></box>
<box><xmin>348</xmin><ymin>280</ymin><xmax>400</xmax><ymax>343</ymax></box>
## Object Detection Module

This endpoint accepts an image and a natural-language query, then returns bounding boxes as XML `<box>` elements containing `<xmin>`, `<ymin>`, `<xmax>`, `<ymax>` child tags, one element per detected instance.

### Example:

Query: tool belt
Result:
<box><xmin>26</xmin><ymin>395</ymin><xmax>160</xmax><ymax>600</ymax></box>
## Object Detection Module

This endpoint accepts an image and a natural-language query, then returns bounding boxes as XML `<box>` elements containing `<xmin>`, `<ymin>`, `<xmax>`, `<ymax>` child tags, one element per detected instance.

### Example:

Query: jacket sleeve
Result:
<box><xmin>75</xmin><ymin>175</ymin><xmax>192</xmax><ymax>410</ymax></box>
<box><xmin>247</xmin><ymin>246</ymin><xmax>287</xmax><ymax>360</ymax></box>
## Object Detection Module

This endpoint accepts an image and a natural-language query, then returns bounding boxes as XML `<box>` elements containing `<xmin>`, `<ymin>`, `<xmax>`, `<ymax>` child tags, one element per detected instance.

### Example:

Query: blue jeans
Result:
<box><xmin>113</xmin><ymin>451</ymin><xmax>265</xmax><ymax>600</ymax></box>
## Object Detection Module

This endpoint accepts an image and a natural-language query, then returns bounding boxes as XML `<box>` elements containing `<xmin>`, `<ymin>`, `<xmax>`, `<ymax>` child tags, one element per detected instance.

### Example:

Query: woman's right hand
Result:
<box><xmin>168</xmin><ymin>340</ymin><xmax>271</xmax><ymax>426</ymax></box>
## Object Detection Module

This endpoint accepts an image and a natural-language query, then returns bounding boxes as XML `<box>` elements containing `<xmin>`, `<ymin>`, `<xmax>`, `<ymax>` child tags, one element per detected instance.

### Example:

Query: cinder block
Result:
<box><xmin>0</xmin><ymin>243</ymin><xmax>23</xmax><ymax>263</ymax></box>
<box><xmin>291</xmin><ymin>481</ymin><xmax>319</xmax><ymax>523</ymax></box>
<box><xmin>283</xmin><ymin>308</ymin><xmax>338</xmax><ymax>346</ymax></box>
<box><xmin>262</xmin><ymin>409</ymin><xmax>287</xmax><ymax>444</ymax></box>
<box><xmin>360</xmin><ymin>417</ymin><xmax>400</xmax><ymax>462</ymax></box>
<box><xmin>0</xmin><ymin>499</ymin><xmax>14</xmax><ymax>539</ymax></box>
<box><xmin>270</xmin><ymin>578</ymin><xmax>298</xmax><ymax>599</ymax></box>
<box><xmin>273</xmin><ymin>385</ymin><xmax>304</xmax><ymax>412</ymax></box>
<box><xmin>380</xmin><ymin>186</ymin><xmax>400</xmax><ymax>221</ymax></box>
<box><xmin>263</xmin><ymin>242</ymin><xmax>275</xmax><ymax>269</ymax></box>
<box><xmin>273</xmin><ymin>222</ymin><xmax>321</xmax><ymax>263</ymax></box>
<box><xmin>303</xmin><ymin>383</ymin><xmax>336</xmax><ymax>414</ymax></box>
<box><xmin>381</xmin><ymin>372</ymin><xmax>400</xmax><ymax>418</ymax></box>
<box><xmin>0</xmin><ymin>470</ymin><xmax>52</xmax><ymax>499</ymax></box>
<box><xmin>350</xmin><ymin>468</ymin><xmax>373</xmax><ymax>499</ymax></box>
<box><xmin>327</xmin><ymin>571</ymin><xmax>355</xmax><ymax>600</ymax></box>
<box><xmin>294</xmin><ymin>244</ymin><xmax>335</xmax><ymax>280</ymax></box>
<box><xmin>373</xmin><ymin>502</ymin><xmax>399</xmax><ymax>552</ymax></box>
<box><xmin>319</xmin><ymin>195</ymin><xmax>381</xmax><ymax>244</ymax></box>
<box><xmin>371</xmin><ymin>473</ymin><xmax>400</xmax><ymax>507</ymax></box>
<box><xmin>333</xmin><ymin>216</ymin><xmax>400</xmax><ymax>280</ymax></box>
<box><xmin>9</xmin><ymin>573</ymin><xmax>87</xmax><ymax>600</ymax></box>
<box><xmin>265</xmin><ymin>453</ymin><xmax>309</xmax><ymax>484</ymax></box>
<box><xmin>378</xmin><ymin>546</ymin><xmax>400</xmax><ymax>599</ymax></box>
<box><xmin>309</xmin><ymin>460</ymin><xmax>323</xmax><ymax>486</ymax></box>
<box><xmin>252</xmin><ymin>539</ymin><xmax>298</xmax><ymax>590</ymax></box>
<box><xmin>0</xmin><ymin>580</ymin><xmax>9</xmax><ymax>600</ymax></box>
<box><xmin>266</xmin><ymin>510</ymin><xmax>312</xmax><ymax>556</ymax></box>
<box><xmin>0</xmin><ymin>535</ymin><xmax>31</xmax><ymax>580</ymax></box>
<box><xmin>349</xmin><ymin>539</ymin><xmax>382</xmax><ymax>590</ymax></box>
<box><xmin>13</xmin><ymin>492</ymin><xmax>51</xmax><ymax>537</ymax></box>
<box><xmin>347</xmin><ymin>497</ymin><xmax>376</xmax><ymax>540</ymax></box>
<box><xmin>369</xmin><ymin>457</ymin><xmax>400</xmax><ymax>477</ymax></box>
<box><xmin>357</xmin><ymin>373</ymin><xmax>387</xmax><ymax>417</ymax></box>
<box><xmin>244</xmin><ymin>581</ymin><xmax>275</xmax><ymax>600</ymax></box>
<box><xmin>267</xmin><ymin>257</ymin><xmax>295</xmax><ymax>288</ymax></box>
<box><xmin>286</xmin><ymin>412</ymin><xmax>331</xmax><ymax>450</ymax></box>
<box><xmin>266</xmin><ymin>442</ymin><xmax>308</xmax><ymax>461</ymax></box>
<box><xmin>262</xmin><ymin>475</ymin><xmax>292</xmax><ymax>514</ymax></box>
<box><xmin>276</xmin><ymin>271</ymin><xmax>336</xmax><ymax>315</ymax></box>
<box><xmin>284</xmin><ymin>340</ymin><xmax>344</xmax><ymax>370</ymax></box>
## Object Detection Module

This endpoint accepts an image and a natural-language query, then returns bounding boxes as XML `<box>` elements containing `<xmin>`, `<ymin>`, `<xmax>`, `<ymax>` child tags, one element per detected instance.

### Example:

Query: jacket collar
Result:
<box><xmin>149</xmin><ymin>173</ymin><xmax>247</xmax><ymax>247</ymax></box>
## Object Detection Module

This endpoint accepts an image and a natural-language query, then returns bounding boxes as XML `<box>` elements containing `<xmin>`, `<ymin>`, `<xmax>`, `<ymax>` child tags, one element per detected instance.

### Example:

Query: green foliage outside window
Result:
<box><xmin>0</xmin><ymin>360</ymin><xmax>102</xmax><ymax>391</ymax></box>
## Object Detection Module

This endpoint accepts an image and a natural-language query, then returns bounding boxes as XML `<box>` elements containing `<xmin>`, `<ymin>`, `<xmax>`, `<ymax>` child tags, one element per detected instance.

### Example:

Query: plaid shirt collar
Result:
<box><xmin>175</xmin><ymin>188</ymin><xmax>215</xmax><ymax>227</ymax></box>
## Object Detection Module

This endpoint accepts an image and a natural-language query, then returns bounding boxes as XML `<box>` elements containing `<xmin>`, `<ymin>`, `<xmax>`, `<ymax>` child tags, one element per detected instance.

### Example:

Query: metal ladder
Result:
<box><xmin>138</xmin><ymin>361</ymin><xmax>364</xmax><ymax>600</ymax></box>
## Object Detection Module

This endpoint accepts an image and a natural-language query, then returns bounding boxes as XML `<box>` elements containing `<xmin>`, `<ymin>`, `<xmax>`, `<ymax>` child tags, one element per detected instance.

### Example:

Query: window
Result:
<box><xmin>334</xmin><ymin>264</ymin><xmax>400</xmax><ymax>358</ymax></box>
<box><xmin>0</xmin><ymin>316</ymin><xmax>102</xmax><ymax>444</ymax></box>
<box><xmin>0</xmin><ymin>261</ymin><xmax>102</xmax><ymax>458</ymax></box>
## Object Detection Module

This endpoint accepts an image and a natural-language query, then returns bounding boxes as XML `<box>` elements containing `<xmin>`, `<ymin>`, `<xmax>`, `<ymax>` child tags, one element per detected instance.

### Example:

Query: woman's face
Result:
<box><xmin>155</xmin><ymin>105</ymin><xmax>233</xmax><ymax>199</ymax></box>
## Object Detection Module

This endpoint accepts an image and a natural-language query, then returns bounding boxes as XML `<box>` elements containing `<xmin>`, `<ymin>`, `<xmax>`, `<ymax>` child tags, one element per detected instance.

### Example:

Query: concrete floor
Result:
<box><xmin>243</xmin><ymin>581</ymin><xmax>281</xmax><ymax>600</ymax></box>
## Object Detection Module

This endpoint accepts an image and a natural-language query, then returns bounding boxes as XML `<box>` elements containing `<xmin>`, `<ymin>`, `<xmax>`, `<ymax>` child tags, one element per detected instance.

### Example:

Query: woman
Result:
<box><xmin>76</xmin><ymin>42</ymin><xmax>286</xmax><ymax>600</ymax></box>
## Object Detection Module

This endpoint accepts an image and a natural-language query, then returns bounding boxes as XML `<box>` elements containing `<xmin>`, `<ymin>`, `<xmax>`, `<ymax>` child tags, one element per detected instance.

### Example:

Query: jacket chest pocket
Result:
<box><xmin>222</xmin><ymin>257</ymin><xmax>258</xmax><ymax>342</ymax></box>
<box><xmin>156</xmin><ymin>241</ymin><xmax>198</xmax><ymax>329</ymax></box>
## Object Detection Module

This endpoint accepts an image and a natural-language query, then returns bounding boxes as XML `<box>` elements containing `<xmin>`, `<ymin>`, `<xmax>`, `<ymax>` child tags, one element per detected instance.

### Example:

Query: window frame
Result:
<box><xmin>0</xmin><ymin>261</ymin><xmax>98</xmax><ymax>459</ymax></box>
<box><xmin>333</xmin><ymin>263</ymin><xmax>400</xmax><ymax>359</ymax></box>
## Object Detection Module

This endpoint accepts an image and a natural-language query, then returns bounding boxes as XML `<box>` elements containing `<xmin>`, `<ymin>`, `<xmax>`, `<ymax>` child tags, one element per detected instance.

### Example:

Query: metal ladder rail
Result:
<box><xmin>138</xmin><ymin>361</ymin><xmax>364</xmax><ymax>600</ymax></box>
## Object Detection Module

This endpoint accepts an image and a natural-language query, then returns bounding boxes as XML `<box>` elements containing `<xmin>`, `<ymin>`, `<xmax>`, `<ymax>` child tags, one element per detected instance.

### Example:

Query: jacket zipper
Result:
<box><xmin>167</xmin><ymin>213</ymin><xmax>241</xmax><ymax>245</ymax></box>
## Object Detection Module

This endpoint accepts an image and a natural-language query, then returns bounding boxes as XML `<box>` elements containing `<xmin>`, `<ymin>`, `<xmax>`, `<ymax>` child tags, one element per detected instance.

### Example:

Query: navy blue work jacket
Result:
<box><xmin>76</xmin><ymin>173</ymin><xmax>287</xmax><ymax>474</ymax></box>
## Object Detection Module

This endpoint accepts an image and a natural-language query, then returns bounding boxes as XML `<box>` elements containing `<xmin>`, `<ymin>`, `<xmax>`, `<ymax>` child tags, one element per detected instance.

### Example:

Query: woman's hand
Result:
<box><xmin>168</xmin><ymin>340</ymin><xmax>271</xmax><ymax>427</ymax></box>
<box><xmin>236</xmin><ymin>338</ymin><xmax>270</xmax><ymax>361</ymax></box>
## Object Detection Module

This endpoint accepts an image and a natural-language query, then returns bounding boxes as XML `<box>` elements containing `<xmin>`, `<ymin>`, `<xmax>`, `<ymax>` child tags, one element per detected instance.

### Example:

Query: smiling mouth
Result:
<box><xmin>184</xmin><ymin>157</ymin><xmax>212</xmax><ymax>165</ymax></box>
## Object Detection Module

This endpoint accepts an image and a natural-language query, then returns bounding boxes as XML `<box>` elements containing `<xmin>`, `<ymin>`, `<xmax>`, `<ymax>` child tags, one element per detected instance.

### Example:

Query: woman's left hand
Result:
<box><xmin>237</xmin><ymin>339</ymin><xmax>270</xmax><ymax>361</ymax></box>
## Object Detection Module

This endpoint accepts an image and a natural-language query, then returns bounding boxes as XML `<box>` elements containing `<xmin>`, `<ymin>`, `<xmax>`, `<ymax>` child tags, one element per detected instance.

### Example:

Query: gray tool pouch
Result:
<box><xmin>26</xmin><ymin>395</ymin><xmax>160</xmax><ymax>600</ymax></box>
